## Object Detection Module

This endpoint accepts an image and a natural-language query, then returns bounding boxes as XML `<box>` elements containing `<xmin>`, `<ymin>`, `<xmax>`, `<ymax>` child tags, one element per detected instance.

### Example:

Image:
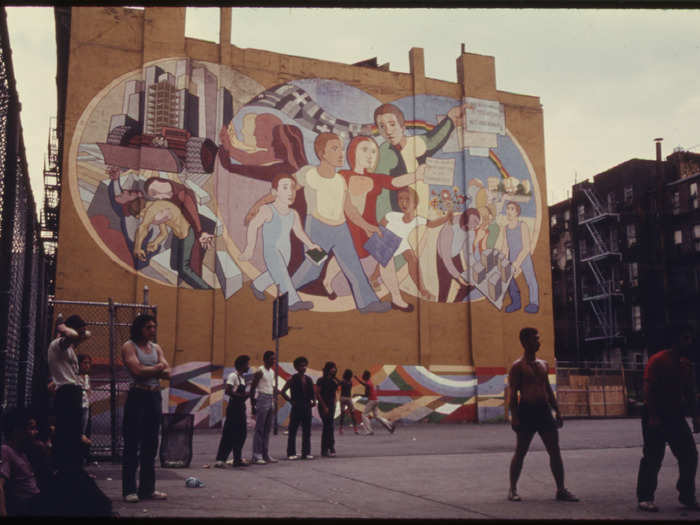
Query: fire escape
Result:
<box><xmin>40</xmin><ymin>117</ymin><xmax>60</xmax><ymax>297</ymax></box>
<box><xmin>577</xmin><ymin>182</ymin><xmax>624</xmax><ymax>344</ymax></box>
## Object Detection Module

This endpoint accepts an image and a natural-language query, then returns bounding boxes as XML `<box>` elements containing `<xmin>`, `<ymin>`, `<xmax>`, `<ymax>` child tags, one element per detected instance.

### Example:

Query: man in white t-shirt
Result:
<box><xmin>250</xmin><ymin>351</ymin><xmax>278</xmax><ymax>464</ymax></box>
<box><xmin>47</xmin><ymin>315</ymin><xmax>90</xmax><ymax>473</ymax></box>
<box><xmin>291</xmin><ymin>132</ymin><xmax>390</xmax><ymax>313</ymax></box>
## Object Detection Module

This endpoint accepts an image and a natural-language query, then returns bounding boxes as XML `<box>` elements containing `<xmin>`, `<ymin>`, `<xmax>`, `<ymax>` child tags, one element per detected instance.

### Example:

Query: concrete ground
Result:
<box><xmin>90</xmin><ymin>418</ymin><xmax>700</xmax><ymax>520</ymax></box>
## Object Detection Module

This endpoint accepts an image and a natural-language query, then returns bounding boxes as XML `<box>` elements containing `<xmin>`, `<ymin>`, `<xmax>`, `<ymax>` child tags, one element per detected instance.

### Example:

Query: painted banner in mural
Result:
<box><xmin>71</xmin><ymin>58</ymin><xmax>542</xmax><ymax>314</ymax></box>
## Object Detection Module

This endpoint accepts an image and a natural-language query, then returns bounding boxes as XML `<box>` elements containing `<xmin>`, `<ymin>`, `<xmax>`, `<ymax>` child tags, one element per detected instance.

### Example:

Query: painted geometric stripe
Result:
<box><xmin>402</xmin><ymin>366</ymin><xmax>477</xmax><ymax>396</ymax></box>
<box><xmin>476</xmin><ymin>374</ymin><xmax>507</xmax><ymax>395</ymax></box>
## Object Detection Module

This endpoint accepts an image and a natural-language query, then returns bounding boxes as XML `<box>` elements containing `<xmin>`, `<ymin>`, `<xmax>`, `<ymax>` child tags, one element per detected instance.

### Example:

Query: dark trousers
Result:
<box><xmin>321</xmin><ymin>403</ymin><xmax>336</xmax><ymax>454</ymax></box>
<box><xmin>121</xmin><ymin>389</ymin><xmax>162</xmax><ymax>498</ymax></box>
<box><xmin>636</xmin><ymin>408</ymin><xmax>698</xmax><ymax>503</ymax></box>
<box><xmin>54</xmin><ymin>384</ymin><xmax>84</xmax><ymax>473</ymax></box>
<box><xmin>216</xmin><ymin>402</ymin><xmax>247</xmax><ymax>463</ymax></box>
<box><xmin>287</xmin><ymin>406</ymin><xmax>312</xmax><ymax>457</ymax></box>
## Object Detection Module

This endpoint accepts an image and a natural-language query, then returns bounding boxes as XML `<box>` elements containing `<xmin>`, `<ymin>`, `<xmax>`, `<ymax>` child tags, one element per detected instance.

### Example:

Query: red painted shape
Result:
<box><xmin>441</xmin><ymin>403</ymin><xmax>477</xmax><ymax>423</ymax></box>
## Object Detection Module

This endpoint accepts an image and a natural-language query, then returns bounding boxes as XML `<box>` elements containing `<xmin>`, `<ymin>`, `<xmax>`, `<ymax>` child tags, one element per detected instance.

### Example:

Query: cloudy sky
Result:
<box><xmin>6</xmin><ymin>7</ymin><xmax>700</xmax><ymax>209</ymax></box>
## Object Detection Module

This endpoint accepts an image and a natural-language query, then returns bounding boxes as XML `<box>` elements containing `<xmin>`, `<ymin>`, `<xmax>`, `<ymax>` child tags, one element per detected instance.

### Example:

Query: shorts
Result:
<box><xmin>514</xmin><ymin>402</ymin><xmax>557</xmax><ymax>435</ymax></box>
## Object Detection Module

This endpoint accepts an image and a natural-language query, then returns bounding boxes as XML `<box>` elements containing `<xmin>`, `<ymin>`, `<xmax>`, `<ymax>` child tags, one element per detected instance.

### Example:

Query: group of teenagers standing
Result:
<box><xmin>214</xmin><ymin>353</ymin><xmax>395</xmax><ymax>467</ymax></box>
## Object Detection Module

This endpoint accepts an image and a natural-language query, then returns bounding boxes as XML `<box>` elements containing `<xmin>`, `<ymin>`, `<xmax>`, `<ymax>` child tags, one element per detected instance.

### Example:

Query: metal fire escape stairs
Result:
<box><xmin>40</xmin><ymin>118</ymin><xmax>61</xmax><ymax>297</ymax></box>
<box><xmin>578</xmin><ymin>185</ymin><xmax>624</xmax><ymax>342</ymax></box>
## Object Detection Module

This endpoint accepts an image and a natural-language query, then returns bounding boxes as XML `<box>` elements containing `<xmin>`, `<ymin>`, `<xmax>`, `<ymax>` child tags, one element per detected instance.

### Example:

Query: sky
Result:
<box><xmin>6</xmin><ymin>7</ymin><xmax>700</xmax><ymax>211</ymax></box>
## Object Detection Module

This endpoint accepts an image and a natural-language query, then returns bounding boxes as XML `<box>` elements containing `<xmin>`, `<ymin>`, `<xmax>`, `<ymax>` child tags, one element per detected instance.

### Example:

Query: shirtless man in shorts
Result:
<box><xmin>507</xmin><ymin>327</ymin><xmax>578</xmax><ymax>502</ymax></box>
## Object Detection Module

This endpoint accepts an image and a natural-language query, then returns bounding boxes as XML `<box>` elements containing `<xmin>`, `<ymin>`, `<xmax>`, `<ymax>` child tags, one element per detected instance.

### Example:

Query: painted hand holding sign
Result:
<box><xmin>72</xmin><ymin>58</ymin><xmax>541</xmax><ymax>314</ymax></box>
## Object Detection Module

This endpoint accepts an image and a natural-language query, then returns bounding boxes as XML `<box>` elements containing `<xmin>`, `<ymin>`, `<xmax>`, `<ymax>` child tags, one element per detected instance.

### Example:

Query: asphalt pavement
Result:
<box><xmin>89</xmin><ymin>417</ymin><xmax>700</xmax><ymax>520</ymax></box>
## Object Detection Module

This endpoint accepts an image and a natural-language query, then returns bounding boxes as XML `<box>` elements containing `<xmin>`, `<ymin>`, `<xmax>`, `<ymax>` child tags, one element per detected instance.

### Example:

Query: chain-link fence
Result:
<box><xmin>0</xmin><ymin>7</ymin><xmax>53</xmax><ymax>431</ymax></box>
<box><xmin>51</xmin><ymin>299</ymin><xmax>157</xmax><ymax>460</ymax></box>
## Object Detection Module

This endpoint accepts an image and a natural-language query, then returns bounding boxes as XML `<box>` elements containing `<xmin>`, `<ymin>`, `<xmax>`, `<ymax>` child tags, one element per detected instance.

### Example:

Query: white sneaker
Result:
<box><xmin>146</xmin><ymin>491</ymin><xmax>167</xmax><ymax>500</ymax></box>
<box><xmin>124</xmin><ymin>494</ymin><xmax>139</xmax><ymax>503</ymax></box>
<box><xmin>214</xmin><ymin>460</ymin><xmax>226</xmax><ymax>468</ymax></box>
<box><xmin>287</xmin><ymin>455</ymin><xmax>300</xmax><ymax>460</ymax></box>
<box><xmin>253</xmin><ymin>458</ymin><xmax>267</xmax><ymax>465</ymax></box>
<box><xmin>225</xmin><ymin>458</ymin><xmax>235</xmax><ymax>465</ymax></box>
<box><xmin>264</xmin><ymin>456</ymin><xmax>278</xmax><ymax>463</ymax></box>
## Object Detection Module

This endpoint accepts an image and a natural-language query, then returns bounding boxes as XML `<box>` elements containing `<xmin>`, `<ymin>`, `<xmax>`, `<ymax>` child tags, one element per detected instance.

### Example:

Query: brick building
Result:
<box><xmin>550</xmin><ymin>141</ymin><xmax>700</xmax><ymax>366</ymax></box>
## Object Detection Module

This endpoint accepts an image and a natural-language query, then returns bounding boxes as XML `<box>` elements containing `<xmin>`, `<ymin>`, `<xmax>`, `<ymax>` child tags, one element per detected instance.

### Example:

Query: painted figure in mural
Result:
<box><xmin>435</xmin><ymin>208</ymin><xmax>481</xmax><ymax>303</ymax></box>
<box><xmin>249</xmin><ymin>351</ymin><xmax>279</xmax><ymax>465</ymax></box>
<box><xmin>354</xmin><ymin>371</ymin><xmax>395</xmax><ymax>435</ymax></box>
<box><xmin>373</xmin><ymin>102</ymin><xmax>467</xmax><ymax>220</ymax></box>
<box><xmin>338</xmin><ymin>369</ymin><xmax>359</xmax><ymax>435</ymax></box>
<box><xmin>280</xmin><ymin>356</ymin><xmax>316</xmax><ymax>460</ymax></box>
<box><xmin>322</xmin><ymin>136</ymin><xmax>426</xmax><ymax>311</ymax></box>
<box><xmin>121</xmin><ymin>314</ymin><xmax>170</xmax><ymax>503</ymax></box>
<box><xmin>499</xmin><ymin>201</ymin><xmax>539</xmax><ymax>314</ymax></box>
<box><xmin>225</xmin><ymin>113</ymin><xmax>283</xmax><ymax>166</ymax></box>
<box><xmin>316</xmin><ymin>362</ymin><xmax>340</xmax><ymax>457</ymax></box>
<box><xmin>291</xmin><ymin>133</ymin><xmax>391</xmax><ymax>314</ymax></box>
<box><xmin>47</xmin><ymin>315</ymin><xmax>91</xmax><ymax>474</ymax></box>
<box><xmin>475</xmin><ymin>203</ymin><xmax>500</xmax><ymax>252</ymax></box>
<box><xmin>214</xmin><ymin>355</ymin><xmax>252</xmax><ymax>469</ymax></box>
<box><xmin>636</xmin><ymin>323</ymin><xmax>699</xmax><ymax>513</ymax></box>
<box><xmin>507</xmin><ymin>327</ymin><xmax>577</xmax><ymax>503</ymax></box>
<box><xmin>218</xmin><ymin>122</ymin><xmax>310</xmax><ymax>275</ymax></box>
<box><xmin>380</xmin><ymin>186</ymin><xmax>453</xmax><ymax>303</ymax></box>
<box><xmin>241</xmin><ymin>174</ymin><xmax>320</xmax><ymax>311</ymax></box>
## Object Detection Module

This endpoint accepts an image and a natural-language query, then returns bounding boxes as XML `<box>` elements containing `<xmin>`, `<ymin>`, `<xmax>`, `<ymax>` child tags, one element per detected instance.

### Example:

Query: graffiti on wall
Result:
<box><xmin>71</xmin><ymin>58</ymin><xmax>542</xmax><ymax>314</ymax></box>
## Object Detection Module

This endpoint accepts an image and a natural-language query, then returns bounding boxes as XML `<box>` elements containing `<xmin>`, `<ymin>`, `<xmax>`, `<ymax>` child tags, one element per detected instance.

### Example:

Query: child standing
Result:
<box><xmin>215</xmin><ymin>355</ymin><xmax>251</xmax><ymax>468</ymax></box>
<box><xmin>355</xmin><ymin>370</ymin><xmax>395</xmax><ymax>435</ymax></box>
<box><xmin>77</xmin><ymin>354</ymin><xmax>92</xmax><ymax>461</ymax></box>
<box><xmin>280</xmin><ymin>356</ymin><xmax>316</xmax><ymax>460</ymax></box>
<box><xmin>316</xmin><ymin>362</ymin><xmax>339</xmax><ymax>457</ymax></box>
<box><xmin>338</xmin><ymin>369</ymin><xmax>358</xmax><ymax>435</ymax></box>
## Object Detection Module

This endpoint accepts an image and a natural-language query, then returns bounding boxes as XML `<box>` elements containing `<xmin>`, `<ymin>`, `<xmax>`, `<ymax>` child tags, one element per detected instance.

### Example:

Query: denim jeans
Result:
<box><xmin>121</xmin><ymin>388</ymin><xmax>162</xmax><ymax>497</ymax></box>
<box><xmin>252</xmin><ymin>394</ymin><xmax>274</xmax><ymax>460</ymax></box>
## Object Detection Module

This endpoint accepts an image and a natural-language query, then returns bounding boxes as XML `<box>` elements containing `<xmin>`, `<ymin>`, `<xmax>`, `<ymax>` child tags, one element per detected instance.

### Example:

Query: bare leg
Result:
<box><xmin>540</xmin><ymin>430</ymin><xmax>565</xmax><ymax>491</ymax></box>
<box><xmin>369</xmin><ymin>263</ymin><xmax>381</xmax><ymax>288</ymax></box>
<box><xmin>510</xmin><ymin>430</ymin><xmax>536</xmax><ymax>492</ymax></box>
<box><xmin>322</xmin><ymin>256</ymin><xmax>340</xmax><ymax>298</ymax></box>
<box><xmin>378</xmin><ymin>259</ymin><xmax>409</xmax><ymax>307</ymax></box>
<box><xmin>403</xmin><ymin>250</ymin><xmax>434</xmax><ymax>300</ymax></box>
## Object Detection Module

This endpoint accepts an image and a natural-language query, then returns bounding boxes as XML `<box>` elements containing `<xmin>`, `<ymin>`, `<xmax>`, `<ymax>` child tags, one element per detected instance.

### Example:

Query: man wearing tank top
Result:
<box><xmin>120</xmin><ymin>314</ymin><xmax>170</xmax><ymax>503</ymax></box>
<box><xmin>250</xmin><ymin>351</ymin><xmax>278</xmax><ymax>465</ymax></box>
<box><xmin>240</xmin><ymin>173</ymin><xmax>320</xmax><ymax>311</ymax></box>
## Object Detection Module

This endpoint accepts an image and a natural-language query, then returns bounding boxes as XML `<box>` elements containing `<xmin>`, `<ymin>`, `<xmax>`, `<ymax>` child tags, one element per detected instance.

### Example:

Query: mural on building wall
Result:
<box><xmin>72</xmin><ymin>58</ymin><xmax>542</xmax><ymax>314</ymax></box>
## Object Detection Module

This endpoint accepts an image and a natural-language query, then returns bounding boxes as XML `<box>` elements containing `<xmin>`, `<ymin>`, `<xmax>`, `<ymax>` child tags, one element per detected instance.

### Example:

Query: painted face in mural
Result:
<box><xmin>397</xmin><ymin>189</ymin><xmax>417</xmax><ymax>214</ymax></box>
<box><xmin>146</xmin><ymin>179</ymin><xmax>174</xmax><ymax>201</ymax></box>
<box><xmin>323</xmin><ymin>139</ymin><xmax>345</xmax><ymax>168</ymax></box>
<box><xmin>354</xmin><ymin>139</ymin><xmax>378</xmax><ymax>173</ymax></box>
<box><xmin>467</xmin><ymin>212</ymin><xmax>481</xmax><ymax>231</ymax></box>
<box><xmin>376</xmin><ymin>113</ymin><xmax>405</xmax><ymax>147</ymax></box>
<box><xmin>506</xmin><ymin>202</ymin><xmax>520</xmax><ymax>221</ymax></box>
<box><xmin>274</xmin><ymin>177</ymin><xmax>296</xmax><ymax>206</ymax></box>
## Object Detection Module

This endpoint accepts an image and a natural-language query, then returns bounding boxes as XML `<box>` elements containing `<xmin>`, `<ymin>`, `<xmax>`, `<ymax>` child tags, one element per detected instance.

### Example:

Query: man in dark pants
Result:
<box><xmin>48</xmin><ymin>315</ymin><xmax>90</xmax><ymax>474</ymax></box>
<box><xmin>281</xmin><ymin>356</ymin><xmax>316</xmax><ymax>460</ymax></box>
<box><xmin>121</xmin><ymin>314</ymin><xmax>170</xmax><ymax>503</ymax></box>
<box><xmin>214</xmin><ymin>355</ymin><xmax>251</xmax><ymax>468</ymax></box>
<box><xmin>316</xmin><ymin>361</ymin><xmax>339</xmax><ymax>457</ymax></box>
<box><xmin>637</xmin><ymin>323</ymin><xmax>699</xmax><ymax>512</ymax></box>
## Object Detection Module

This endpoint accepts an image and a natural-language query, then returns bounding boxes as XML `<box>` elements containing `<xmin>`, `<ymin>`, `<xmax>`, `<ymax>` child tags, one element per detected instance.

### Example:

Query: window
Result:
<box><xmin>626</xmin><ymin>224</ymin><xmax>637</xmax><ymax>247</ymax></box>
<box><xmin>607</xmin><ymin>191</ymin><xmax>616</xmax><ymax>212</ymax></box>
<box><xmin>691</xmin><ymin>183</ymin><xmax>698</xmax><ymax>209</ymax></box>
<box><xmin>624</xmin><ymin>185</ymin><xmax>633</xmax><ymax>203</ymax></box>
<box><xmin>564</xmin><ymin>209</ymin><xmax>571</xmax><ymax>221</ymax></box>
<box><xmin>577</xmin><ymin>204</ymin><xmax>585</xmax><ymax>222</ymax></box>
<box><xmin>632</xmin><ymin>306</ymin><xmax>642</xmax><ymax>331</ymax></box>
<box><xmin>628</xmin><ymin>262</ymin><xmax>639</xmax><ymax>287</ymax></box>
<box><xmin>550</xmin><ymin>214</ymin><xmax>557</xmax><ymax>227</ymax></box>
<box><xmin>672</xmin><ymin>191</ymin><xmax>680</xmax><ymax>215</ymax></box>
<box><xmin>674</xmin><ymin>229</ymin><xmax>683</xmax><ymax>245</ymax></box>
<box><xmin>694</xmin><ymin>224</ymin><xmax>700</xmax><ymax>252</ymax></box>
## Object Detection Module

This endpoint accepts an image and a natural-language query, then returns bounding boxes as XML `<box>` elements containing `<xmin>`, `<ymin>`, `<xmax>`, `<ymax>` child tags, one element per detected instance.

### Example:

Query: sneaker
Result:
<box><xmin>263</xmin><ymin>456</ymin><xmax>278</xmax><ymax>464</ymax></box>
<box><xmin>287</xmin><ymin>455</ymin><xmax>300</xmax><ymax>460</ymax></box>
<box><xmin>329</xmin><ymin>451</ymin><xmax>336</xmax><ymax>457</ymax></box>
<box><xmin>289</xmin><ymin>301</ymin><xmax>314</xmax><ymax>311</ymax></box>
<box><xmin>214</xmin><ymin>460</ymin><xmax>226</xmax><ymax>469</ymax></box>
<box><xmin>225</xmin><ymin>458</ymin><xmax>235</xmax><ymax>465</ymax></box>
<box><xmin>124</xmin><ymin>494</ymin><xmax>139</xmax><ymax>503</ymax></box>
<box><xmin>302</xmin><ymin>454</ymin><xmax>314</xmax><ymax>460</ymax></box>
<box><xmin>638</xmin><ymin>501</ymin><xmax>658</xmax><ymax>512</ymax></box>
<box><xmin>253</xmin><ymin>458</ymin><xmax>267</xmax><ymax>465</ymax></box>
<box><xmin>233</xmin><ymin>459</ymin><xmax>250</xmax><ymax>467</ymax></box>
<box><xmin>507</xmin><ymin>489</ymin><xmax>521</xmax><ymax>502</ymax></box>
<box><xmin>555</xmin><ymin>488</ymin><xmax>579</xmax><ymax>502</ymax></box>
<box><xmin>389</xmin><ymin>424</ymin><xmax>396</xmax><ymax>434</ymax></box>
<box><xmin>321</xmin><ymin>451</ymin><xmax>330</xmax><ymax>457</ymax></box>
<box><xmin>145</xmin><ymin>491</ymin><xmax>167</xmax><ymax>500</ymax></box>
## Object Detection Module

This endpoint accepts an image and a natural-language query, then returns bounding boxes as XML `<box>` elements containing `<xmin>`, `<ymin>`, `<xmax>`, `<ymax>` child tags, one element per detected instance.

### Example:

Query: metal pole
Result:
<box><xmin>108</xmin><ymin>298</ymin><xmax>117</xmax><ymax>461</ymax></box>
<box><xmin>273</xmin><ymin>286</ymin><xmax>280</xmax><ymax>436</ymax></box>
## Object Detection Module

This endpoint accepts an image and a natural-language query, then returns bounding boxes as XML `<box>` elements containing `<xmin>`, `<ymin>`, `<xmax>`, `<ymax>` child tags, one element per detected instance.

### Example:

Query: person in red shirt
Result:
<box><xmin>354</xmin><ymin>371</ymin><xmax>395</xmax><ymax>435</ymax></box>
<box><xmin>636</xmin><ymin>323</ymin><xmax>699</xmax><ymax>512</ymax></box>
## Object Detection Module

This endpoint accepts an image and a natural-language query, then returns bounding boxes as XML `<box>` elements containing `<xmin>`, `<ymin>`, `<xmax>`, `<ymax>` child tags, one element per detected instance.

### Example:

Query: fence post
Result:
<box><xmin>108</xmin><ymin>298</ymin><xmax>118</xmax><ymax>462</ymax></box>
